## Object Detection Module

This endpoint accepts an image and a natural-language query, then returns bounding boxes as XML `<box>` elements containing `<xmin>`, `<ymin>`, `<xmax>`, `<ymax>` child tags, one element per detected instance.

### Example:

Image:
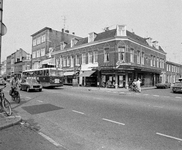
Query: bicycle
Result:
<box><xmin>10</xmin><ymin>87</ymin><xmax>21</xmax><ymax>103</ymax></box>
<box><xmin>0</xmin><ymin>85</ymin><xmax>12</xmax><ymax>116</ymax></box>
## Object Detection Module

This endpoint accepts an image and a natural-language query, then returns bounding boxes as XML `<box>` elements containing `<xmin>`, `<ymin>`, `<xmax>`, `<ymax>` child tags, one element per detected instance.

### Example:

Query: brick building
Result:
<box><xmin>166</xmin><ymin>61</ymin><xmax>182</xmax><ymax>84</ymax></box>
<box><xmin>31</xmin><ymin>27</ymin><xmax>81</xmax><ymax>69</ymax></box>
<box><xmin>6</xmin><ymin>49</ymin><xmax>31</xmax><ymax>78</ymax></box>
<box><xmin>52</xmin><ymin>25</ymin><xmax>167</xmax><ymax>88</ymax></box>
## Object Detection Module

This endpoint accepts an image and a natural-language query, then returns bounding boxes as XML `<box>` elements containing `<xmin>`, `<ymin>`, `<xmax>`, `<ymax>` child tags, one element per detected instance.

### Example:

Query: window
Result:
<box><xmin>41</xmin><ymin>48</ymin><xmax>45</xmax><ymax>56</ymax></box>
<box><xmin>32</xmin><ymin>52</ymin><xmax>36</xmax><ymax>58</ymax></box>
<box><xmin>33</xmin><ymin>39</ymin><xmax>36</xmax><ymax>46</ymax></box>
<box><xmin>150</xmin><ymin>55</ymin><xmax>153</xmax><ymax>66</ymax></box>
<box><xmin>160</xmin><ymin>59</ymin><xmax>164</xmax><ymax>69</ymax></box>
<box><xmin>104</xmin><ymin>48</ymin><xmax>109</xmax><ymax>62</ymax></box>
<box><xmin>130</xmin><ymin>49</ymin><xmax>134</xmax><ymax>63</ymax></box>
<box><xmin>141</xmin><ymin>52</ymin><xmax>144</xmax><ymax>65</ymax></box>
<box><xmin>56</xmin><ymin>59</ymin><xmax>59</xmax><ymax>68</ymax></box>
<box><xmin>59</xmin><ymin>57</ymin><xmax>62</xmax><ymax>68</ymax></box>
<box><xmin>82</xmin><ymin>53</ymin><xmax>86</xmax><ymax>64</ymax></box>
<box><xmin>118</xmin><ymin>47</ymin><xmax>125</xmax><ymax>62</ymax></box>
<box><xmin>93</xmin><ymin>51</ymin><xmax>98</xmax><ymax>63</ymax></box>
<box><xmin>70</xmin><ymin>56</ymin><xmax>74</xmax><ymax>67</ymax></box>
<box><xmin>37</xmin><ymin>37</ymin><xmax>41</xmax><ymax>45</ymax></box>
<box><xmin>88</xmin><ymin>52</ymin><xmax>93</xmax><ymax>64</ymax></box>
<box><xmin>153</xmin><ymin>56</ymin><xmax>155</xmax><ymax>67</ymax></box>
<box><xmin>63</xmin><ymin>57</ymin><xmax>66</xmax><ymax>67</ymax></box>
<box><xmin>60</xmin><ymin>42</ymin><xmax>66</xmax><ymax>50</ymax></box>
<box><xmin>37</xmin><ymin>50</ymin><xmax>40</xmax><ymax>58</ymax></box>
<box><xmin>41</xmin><ymin>34</ymin><xmax>46</xmax><ymax>43</ymax></box>
<box><xmin>67</xmin><ymin>56</ymin><xmax>70</xmax><ymax>66</ymax></box>
<box><xmin>157</xmin><ymin>58</ymin><xmax>159</xmax><ymax>68</ymax></box>
<box><xmin>137</xmin><ymin>51</ymin><xmax>140</xmax><ymax>64</ymax></box>
<box><xmin>75</xmin><ymin>55</ymin><xmax>80</xmax><ymax>66</ymax></box>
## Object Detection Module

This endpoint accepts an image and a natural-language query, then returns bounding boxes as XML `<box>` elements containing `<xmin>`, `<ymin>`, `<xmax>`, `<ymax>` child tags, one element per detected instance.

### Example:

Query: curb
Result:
<box><xmin>0</xmin><ymin>115</ymin><xmax>22</xmax><ymax>130</ymax></box>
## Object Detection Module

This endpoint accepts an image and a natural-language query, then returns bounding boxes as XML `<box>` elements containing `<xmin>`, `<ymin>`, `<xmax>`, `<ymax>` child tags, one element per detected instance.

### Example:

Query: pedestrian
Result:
<box><xmin>135</xmin><ymin>78</ymin><xmax>142</xmax><ymax>92</ymax></box>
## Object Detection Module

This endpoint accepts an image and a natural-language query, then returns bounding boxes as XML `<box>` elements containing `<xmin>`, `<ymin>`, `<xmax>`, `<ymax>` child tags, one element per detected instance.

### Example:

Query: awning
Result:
<box><xmin>64</xmin><ymin>72</ymin><xmax>76</xmax><ymax>76</ymax></box>
<box><xmin>80</xmin><ymin>71</ymin><xmax>96</xmax><ymax>77</ymax></box>
<box><xmin>41</xmin><ymin>58</ymin><xmax>55</xmax><ymax>65</ymax></box>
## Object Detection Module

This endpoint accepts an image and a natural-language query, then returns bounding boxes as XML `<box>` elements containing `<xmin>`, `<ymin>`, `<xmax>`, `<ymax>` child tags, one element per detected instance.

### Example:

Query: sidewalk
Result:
<box><xmin>0</xmin><ymin>112</ymin><xmax>22</xmax><ymax>130</ymax></box>
<box><xmin>65</xmin><ymin>85</ymin><xmax>156</xmax><ymax>92</ymax></box>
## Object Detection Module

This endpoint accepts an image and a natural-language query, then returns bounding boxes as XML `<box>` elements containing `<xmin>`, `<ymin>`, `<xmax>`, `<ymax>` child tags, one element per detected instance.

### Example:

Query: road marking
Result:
<box><xmin>38</xmin><ymin>132</ymin><xmax>61</xmax><ymax>147</ymax></box>
<box><xmin>26</xmin><ymin>97</ymin><xmax>31</xmax><ymax>99</ymax></box>
<box><xmin>37</xmin><ymin>100</ymin><xmax>43</xmax><ymax>103</ymax></box>
<box><xmin>156</xmin><ymin>132</ymin><xmax>182</xmax><ymax>142</ymax></box>
<box><xmin>72</xmin><ymin>110</ymin><xmax>84</xmax><ymax>115</ymax></box>
<box><xmin>102</xmin><ymin>118</ymin><xmax>125</xmax><ymax>126</ymax></box>
<box><xmin>175</xmin><ymin>97</ymin><xmax>181</xmax><ymax>99</ymax></box>
<box><xmin>153</xmin><ymin>95</ymin><xmax>159</xmax><ymax>97</ymax></box>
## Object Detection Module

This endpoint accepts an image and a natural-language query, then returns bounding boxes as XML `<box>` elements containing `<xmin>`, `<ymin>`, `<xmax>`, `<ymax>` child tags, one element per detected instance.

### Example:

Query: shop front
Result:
<box><xmin>100</xmin><ymin>65</ymin><xmax>162</xmax><ymax>89</ymax></box>
<box><xmin>63</xmin><ymin>71</ymin><xmax>78</xmax><ymax>86</ymax></box>
<box><xmin>79</xmin><ymin>70</ymin><xmax>97</xmax><ymax>87</ymax></box>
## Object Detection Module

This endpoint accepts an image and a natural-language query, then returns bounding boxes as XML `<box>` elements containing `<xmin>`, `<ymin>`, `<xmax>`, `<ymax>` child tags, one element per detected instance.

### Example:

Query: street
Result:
<box><xmin>1</xmin><ymin>84</ymin><xmax>182</xmax><ymax>150</ymax></box>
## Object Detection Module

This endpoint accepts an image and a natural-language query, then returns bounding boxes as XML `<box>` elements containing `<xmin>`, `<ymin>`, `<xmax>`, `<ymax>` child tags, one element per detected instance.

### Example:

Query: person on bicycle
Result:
<box><xmin>9</xmin><ymin>74</ymin><xmax>19</xmax><ymax>97</ymax></box>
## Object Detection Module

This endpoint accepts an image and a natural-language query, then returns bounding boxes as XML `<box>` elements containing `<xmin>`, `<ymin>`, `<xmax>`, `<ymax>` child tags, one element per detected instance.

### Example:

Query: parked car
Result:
<box><xmin>20</xmin><ymin>78</ymin><xmax>42</xmax><ymax>92</ymax></box>
<box><xmin>171</xmin><ymin>78</ymin><xmax>182</xmax><ymax>93</ymax></box>
<box><xmin>155</xmin><ymin>82</ymin><xmax>171</xmax><ymax>89</ymax></box>
<box><xmin>0</xmin><ymin>77</ymin><xmax>6</xmax><ymax>85</ymax></box>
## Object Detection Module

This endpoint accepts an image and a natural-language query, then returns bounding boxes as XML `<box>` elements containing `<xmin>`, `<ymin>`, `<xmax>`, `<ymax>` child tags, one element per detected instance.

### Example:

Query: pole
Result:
<box><xmin>0</xmin><ymin>0</ymin><xmax>3</xmax><ymax>64</ymax></box>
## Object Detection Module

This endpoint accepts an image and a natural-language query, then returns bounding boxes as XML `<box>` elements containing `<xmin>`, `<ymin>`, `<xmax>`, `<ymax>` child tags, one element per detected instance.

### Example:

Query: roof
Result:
<box><xmin>57</xmin><ymin>27</ymin><xmax>166</xmax><ymax>54</ymax></box>
<box><xmin>31</xmin><ymin>27</ymin><xmax>52</xmax><ymax>36</ymax></box>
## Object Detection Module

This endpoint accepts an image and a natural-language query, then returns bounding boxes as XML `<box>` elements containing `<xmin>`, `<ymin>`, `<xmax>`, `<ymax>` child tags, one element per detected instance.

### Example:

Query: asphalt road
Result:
<box><xmin>3</xmin><ymin>85</ymin><xmax>182</xmax><ymax>150</ymax></box>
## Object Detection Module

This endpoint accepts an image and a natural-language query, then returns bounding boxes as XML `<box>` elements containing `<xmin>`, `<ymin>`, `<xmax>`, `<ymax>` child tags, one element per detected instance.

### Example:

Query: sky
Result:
<box><xmin>1</xmin><ymin>0</ymin><xmax>182</xmax><ymax>63</ymax></box>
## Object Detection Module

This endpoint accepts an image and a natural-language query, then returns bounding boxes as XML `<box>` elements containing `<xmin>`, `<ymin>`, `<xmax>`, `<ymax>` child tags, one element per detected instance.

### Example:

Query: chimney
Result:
<box><xmin>62</xmin><ymin>28</ymin><xmax>64</xmax><ymax>33</ymax></box>
<box><xmin>65</xmin><ymin>30</ymin><xmax>69</xmax><ymax>33</ymax></box>
<box><xmin>116</xmin><ymin>25</ymin><xmax>126</xmax><ymax>36</ymax></box>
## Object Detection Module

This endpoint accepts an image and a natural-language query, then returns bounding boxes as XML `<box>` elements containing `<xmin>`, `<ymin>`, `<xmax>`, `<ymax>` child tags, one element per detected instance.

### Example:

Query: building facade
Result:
<box><xmin>6</xmin><ymin>49</ymin><xmax>31</xmax><ymax>78</ymax></box>
<box><xmin>0</xmin><ymin>60</ymin><xmax>7</xmax><ymax>77</ymax></box>
<box><xmin>31</xmin><ymin>27</ymin><xmax>81</xmax><ymax>69</ymax></box>
<box><xmin>166</xmin><ymin>61</ymin><xmax>182</xmax><ymax>84</ymax></box>
<box><xmin>52</xmin><ymin>25</ymin><xmax>166</xmax><ymax>88</ymax></box>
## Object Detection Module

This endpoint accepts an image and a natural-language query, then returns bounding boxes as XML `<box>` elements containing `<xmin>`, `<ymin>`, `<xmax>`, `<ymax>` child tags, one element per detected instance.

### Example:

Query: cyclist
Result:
<box><xmin>9</xmin><ymin>74</ymin><xmax>19</xmax><ymax>97</ymax></box>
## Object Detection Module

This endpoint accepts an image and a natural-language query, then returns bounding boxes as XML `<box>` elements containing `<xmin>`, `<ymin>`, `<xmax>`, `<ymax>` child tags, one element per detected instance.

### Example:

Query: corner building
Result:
<box><xmin>53</xmin><ymin>25</ymin><xmax>166</xmax><ymax>88</ymax></box>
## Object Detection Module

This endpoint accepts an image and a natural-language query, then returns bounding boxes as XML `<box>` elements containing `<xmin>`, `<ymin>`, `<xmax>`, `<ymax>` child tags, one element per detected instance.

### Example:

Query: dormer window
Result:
<box><xmin>152</xmin><ymin>41</ymin><xmax>159</xmax><ymax>49</ymax></box>
<box><xmin>146</xmin><ymin>37</ymin><xmax>153</xmax><ymax>47</ymax></box>
<box><xmin>88</xmin><ymin>32</ymin><xmax>97</xmax><ymax>43</ymax></box>
<box><xmin>71</xmin><ymin>38</ymin><xmax>79</xmax><ymax>47</ymax></box>
<box><xmin>116</xmin><ymin>25</ymin><xmax>126</xmax><ymax>36</ymax></box>
<box><xmin>60</xmin><ymin>42</ymin><xmax>67</xmax><ymax>50</ymax></box>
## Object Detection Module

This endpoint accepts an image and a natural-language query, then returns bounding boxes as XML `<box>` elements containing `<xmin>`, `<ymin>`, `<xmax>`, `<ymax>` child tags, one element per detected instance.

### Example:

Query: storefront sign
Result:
<box><xmin>116</xmin><ymin>61</ymin><xmax>131</xmax><ymax>68</ymax></box>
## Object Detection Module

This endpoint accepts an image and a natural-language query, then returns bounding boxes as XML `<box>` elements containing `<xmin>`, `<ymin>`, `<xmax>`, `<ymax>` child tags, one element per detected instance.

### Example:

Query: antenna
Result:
<box><xmin>62</xmin><ymin>16</ymin><xmax>66</xmax><ymax>30</ymax></box>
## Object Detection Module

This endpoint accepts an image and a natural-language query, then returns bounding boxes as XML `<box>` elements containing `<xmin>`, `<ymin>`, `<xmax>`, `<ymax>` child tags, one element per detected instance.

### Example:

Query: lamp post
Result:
<box><xmin>0</xmin><ymin>0</ymin><xmax>3</xmax><ymax>64</ymax></box>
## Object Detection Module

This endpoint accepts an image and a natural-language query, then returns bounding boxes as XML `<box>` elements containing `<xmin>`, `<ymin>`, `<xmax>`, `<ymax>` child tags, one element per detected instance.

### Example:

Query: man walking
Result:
<box><xmin>135</xmin><ymin>78</ymin><xmax>142</xmax><ymax>93</ymax></box>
